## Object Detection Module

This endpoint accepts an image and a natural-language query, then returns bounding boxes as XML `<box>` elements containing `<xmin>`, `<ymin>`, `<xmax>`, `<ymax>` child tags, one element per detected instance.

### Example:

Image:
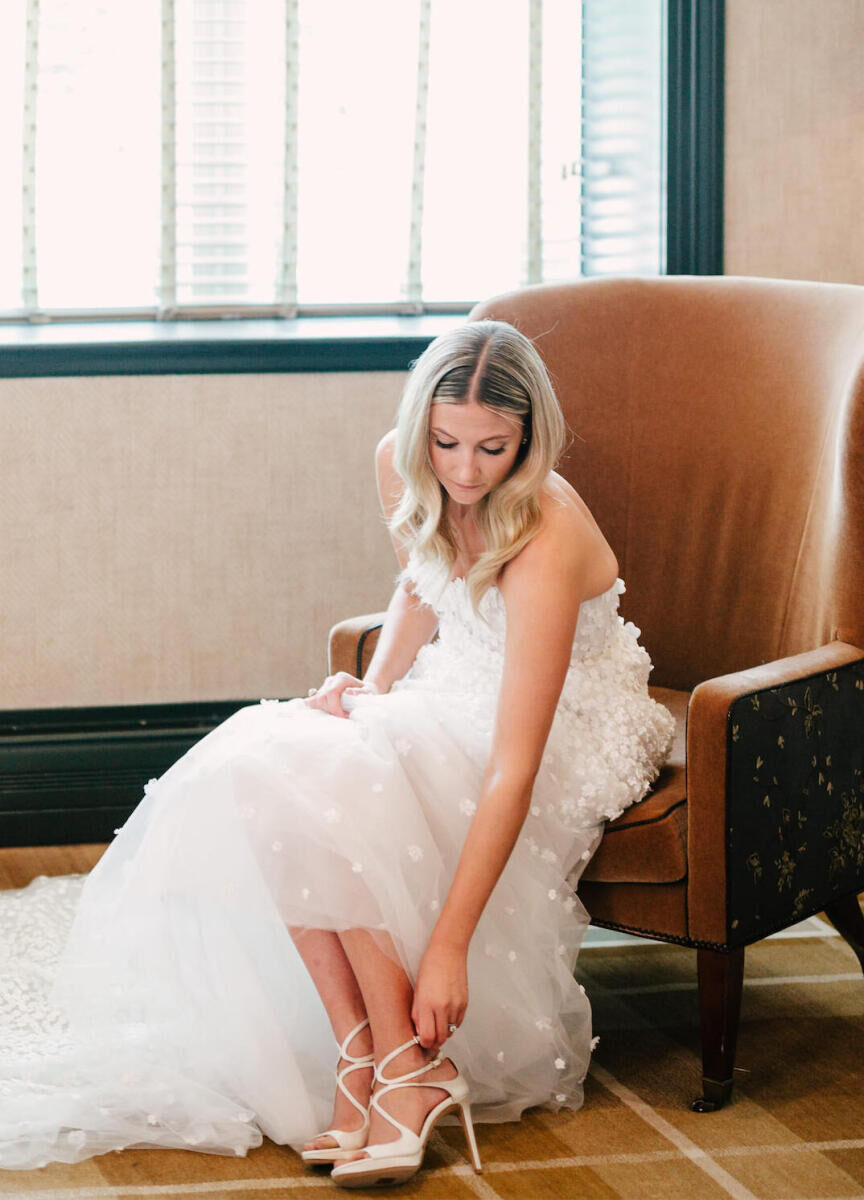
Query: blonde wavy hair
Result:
<box><xmin>390</xmin><ymin>319</ymin><xmax>566</xmax><ymax>610</ymax></box>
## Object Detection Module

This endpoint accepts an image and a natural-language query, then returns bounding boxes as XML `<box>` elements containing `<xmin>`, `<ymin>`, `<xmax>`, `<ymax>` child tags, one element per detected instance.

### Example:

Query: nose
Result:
<box><xmin>454</xmin><ymin>451</ymin><xmax>480</xmax><ymax>483</ymax></box>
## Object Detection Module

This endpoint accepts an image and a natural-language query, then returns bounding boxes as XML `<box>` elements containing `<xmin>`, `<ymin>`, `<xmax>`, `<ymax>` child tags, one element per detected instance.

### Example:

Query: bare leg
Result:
<box><xmin>338</xmin><ymin>928</ymin><xmax>457</xmax><ymax>1158</ymax></box>
<box><xmin>289</xmin><ymin>928</ymin><xmax>374</xmax><ymax>1152</ymax></box>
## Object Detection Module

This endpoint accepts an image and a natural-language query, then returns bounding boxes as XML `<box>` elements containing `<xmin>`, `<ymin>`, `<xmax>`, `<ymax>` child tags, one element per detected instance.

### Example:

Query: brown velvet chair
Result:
<box><xmin>329</xmin><ymin>276</ymin><xmax>864</xmax><ymax>1110</ymax></box>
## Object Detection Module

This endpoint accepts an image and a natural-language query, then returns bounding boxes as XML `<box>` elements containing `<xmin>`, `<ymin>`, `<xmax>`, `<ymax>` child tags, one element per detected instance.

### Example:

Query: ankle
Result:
<box><xmin>338</xmin><ymin>1017</ymin><xmax>373</xmax><ymax>1059</ymax></box>
<box><xmin>376</xmin><ymin>1037</ymin><xmax>441</xmax><ymax>1077</ymax></box>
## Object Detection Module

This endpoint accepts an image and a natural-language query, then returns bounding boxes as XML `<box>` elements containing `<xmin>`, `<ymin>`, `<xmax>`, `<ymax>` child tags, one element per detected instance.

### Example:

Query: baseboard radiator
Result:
<box><xmin>0</xmin><ymin>701</ymin><xmax>260</xmax><ymax>847</ymax></box>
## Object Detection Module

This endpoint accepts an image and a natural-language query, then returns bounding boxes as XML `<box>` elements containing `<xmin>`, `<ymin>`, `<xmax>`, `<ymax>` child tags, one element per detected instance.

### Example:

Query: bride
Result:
<box><xmin>0</xmin><ymin>320</ymin><xmax>674</xmax><ymax>1185</ymax></box>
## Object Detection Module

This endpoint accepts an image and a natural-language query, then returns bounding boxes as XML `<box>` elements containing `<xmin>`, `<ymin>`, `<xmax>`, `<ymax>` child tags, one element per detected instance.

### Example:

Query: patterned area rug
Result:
<box><xmin>2</xmin><ymin>848</ymin><xmax>862</xmax><ymax>1199</ymax></box>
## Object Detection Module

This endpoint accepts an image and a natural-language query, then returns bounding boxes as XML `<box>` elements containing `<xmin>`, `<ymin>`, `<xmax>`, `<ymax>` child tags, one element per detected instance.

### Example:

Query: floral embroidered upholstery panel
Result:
<box><xmin>726</xmin><ymin>658</ymin><xmax>864</xmax><ymax>945</ymax></box>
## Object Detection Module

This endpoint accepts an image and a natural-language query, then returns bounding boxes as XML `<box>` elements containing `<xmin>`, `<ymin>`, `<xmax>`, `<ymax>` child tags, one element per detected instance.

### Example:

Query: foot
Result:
<box><xmin>303</xmin><ymin>1025</ymin><xmax>375</xmax><ymax>1155</ymax></box>
<box><xmin>340</xmin><ymin>1042</ymin><xmax>458</xmax><ymax>1163</ymax></box>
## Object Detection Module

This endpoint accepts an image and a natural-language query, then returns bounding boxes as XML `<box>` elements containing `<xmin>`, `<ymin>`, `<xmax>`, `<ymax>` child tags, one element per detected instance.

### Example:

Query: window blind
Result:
<box><xmin>580</xmin><ymin>0</ymin><xmax>664</xmax><ymax>276</ymax></box>
<box><xmin>21</xmin><ymin>0</ymin><xmax>39</xmax><ymax>311</ymax></box>
<box><xmin>0</xmin><ymin>0</ymin><xmax>666</xmax><ymax>319</ymax></box>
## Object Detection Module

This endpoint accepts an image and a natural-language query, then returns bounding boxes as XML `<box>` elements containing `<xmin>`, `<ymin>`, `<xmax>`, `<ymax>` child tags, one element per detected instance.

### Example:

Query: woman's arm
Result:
<box><xmin>360</xmin><ymin>580</ymin><xmax>437</xmax><ymax>695</ymax></box>
<box><xmin>306</xmin><ymin>430</ymin><xmax>438</xmax><ymax>716</ymax></box>
<box><xmin>412</xmin><ymin>501</ymin><xmax>607</xmax><ymax>1048</ymax></box>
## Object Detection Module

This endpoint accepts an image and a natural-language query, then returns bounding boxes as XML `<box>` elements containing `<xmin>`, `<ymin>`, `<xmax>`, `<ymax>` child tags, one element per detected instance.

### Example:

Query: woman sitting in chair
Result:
<box><xmin>0</xmin><ymin>321</ymin><xmax>673</xmax><ymax>1186</ymax></box>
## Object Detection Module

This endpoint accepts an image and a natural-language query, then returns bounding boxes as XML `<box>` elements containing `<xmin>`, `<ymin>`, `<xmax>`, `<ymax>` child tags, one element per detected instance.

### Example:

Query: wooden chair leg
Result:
<box><xmin>691</xmin><ymin>946</ymin><xmax>745</xmax><ymax>1112</ymax></box>
<box><xmin>824</xmin><ymin>892</ymin><xmax>864</xmax><ymax>972</ymax></box>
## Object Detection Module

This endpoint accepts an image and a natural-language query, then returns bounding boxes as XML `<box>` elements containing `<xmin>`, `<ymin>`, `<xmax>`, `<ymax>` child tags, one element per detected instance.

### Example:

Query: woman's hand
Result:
<box><xmin>304</xmin><ymin>673</ymin><xmax>379</xmax><ymax>719</ymax></box>
<box><xmin>411</xmin><ymin>941</ymin><xmax>468</xmax><ymax>1053</ymax></box>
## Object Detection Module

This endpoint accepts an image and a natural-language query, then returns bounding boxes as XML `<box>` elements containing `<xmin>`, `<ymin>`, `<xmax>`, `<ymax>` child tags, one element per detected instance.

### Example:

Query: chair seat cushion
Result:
<box><xmin>581</xmin><ymin>687</ymin><xmax>689</xmax><ymax>884</ymax></box>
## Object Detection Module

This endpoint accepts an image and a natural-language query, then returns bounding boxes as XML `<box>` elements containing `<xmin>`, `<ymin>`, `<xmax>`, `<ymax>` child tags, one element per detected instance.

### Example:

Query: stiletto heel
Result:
<box><xmin>331</xmin><ymin>1035</ymin><xmax>483</xmax><ymax>1188</ymax></box>
<box><xmin>458</xmin><ymin>1098</ymin><xmax>483</xmax><ymax>1173</ymax></box>
<box><xmin>301</xmin><ymin>1018</ymin><xmax>374</xmax><ymax>1165</ymax></box>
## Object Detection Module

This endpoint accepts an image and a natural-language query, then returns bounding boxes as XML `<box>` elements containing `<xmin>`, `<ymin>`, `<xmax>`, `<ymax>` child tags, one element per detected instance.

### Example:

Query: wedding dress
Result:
<box><xmin>0</xmin><ymin>574</ymin><xmax>674</xmax><ymax>1170</ymax></box>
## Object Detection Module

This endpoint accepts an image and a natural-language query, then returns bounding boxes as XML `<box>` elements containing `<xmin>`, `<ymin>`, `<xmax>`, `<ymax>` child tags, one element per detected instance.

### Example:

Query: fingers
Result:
<box><xmin>414</xmin><ymin>1009</ymin><xmax>437</xmax><ymax>1051</ymax></box>
<box><xmin>411</xmin><ymin>995</ymin><xmax>437</xmax><ymax>1051</ymax></box>
<box><xmin>412</xmin><ymin>1003</ymin><xmax>463</xmax><ymax>1054</ymax></box>
<box><xmin>303</xmin><ymin>673</ymin><xmax>364</xmax><ymax>719</ymax></box>
<box><xmin>443</xmin><ymin>1010</ymin><xmax>464</xmax><ymax>1045</ymax></box>
<box><xmin>304</xmin><ymin>694</ymin><xmax>347</xmax><ymax>718</ymax></box>
<box><xmin>434</xmin><ymin>1012</ymin><xmax>451</xmax><ymax>1052</ymax></box>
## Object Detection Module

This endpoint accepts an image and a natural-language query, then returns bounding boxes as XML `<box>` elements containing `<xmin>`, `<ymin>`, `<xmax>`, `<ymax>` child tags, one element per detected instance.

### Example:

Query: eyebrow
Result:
<box><xmin>430</xmin><ymin>426</ymin><xmax>512</xmax><ymax>444</ymax></box>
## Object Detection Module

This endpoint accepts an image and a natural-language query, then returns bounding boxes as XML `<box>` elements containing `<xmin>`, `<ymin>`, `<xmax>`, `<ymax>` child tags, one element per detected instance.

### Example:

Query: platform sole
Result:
<box><xmin>331</xmin><ymin>1156</ymin><xmax>423</xmax><ymax>1187</ymax></box>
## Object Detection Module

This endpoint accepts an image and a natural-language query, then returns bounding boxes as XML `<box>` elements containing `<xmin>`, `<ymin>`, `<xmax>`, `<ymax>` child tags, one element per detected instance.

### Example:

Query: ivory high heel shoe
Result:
<box><xmin>330</xmin><ymin>1034</ymin><xmax>482</xmax><ymax>1188</ymax></box>
<box><xmin>301</xmin><ymin>1018</ymin><xmax>375</xmax><ymax>1164</ymax></box>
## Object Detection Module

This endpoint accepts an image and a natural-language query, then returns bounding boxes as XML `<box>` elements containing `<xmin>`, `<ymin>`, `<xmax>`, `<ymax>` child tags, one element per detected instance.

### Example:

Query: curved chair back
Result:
<box><xmin>471</xmin><ymin>277</ymin><xmax>864</xmax><ymax>690</ymax></box>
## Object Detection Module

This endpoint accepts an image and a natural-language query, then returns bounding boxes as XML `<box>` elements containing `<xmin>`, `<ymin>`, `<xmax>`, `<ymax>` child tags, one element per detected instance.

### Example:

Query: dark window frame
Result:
<box><xmin>0</xmin><ymin>0</ymin><xmax>723</xmax><ymax>381</ymax></box>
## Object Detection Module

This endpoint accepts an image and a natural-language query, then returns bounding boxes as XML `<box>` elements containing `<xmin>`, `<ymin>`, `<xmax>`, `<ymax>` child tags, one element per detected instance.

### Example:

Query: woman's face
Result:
<box><xmin>428</xmin><ymin>401</ymin><xmax>523</xmax><ymax>509</ymax></box>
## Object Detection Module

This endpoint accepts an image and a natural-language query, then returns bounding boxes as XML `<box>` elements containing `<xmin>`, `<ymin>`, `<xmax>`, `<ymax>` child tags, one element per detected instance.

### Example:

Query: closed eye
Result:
<box><xmin>433</xmin><ymin>439</ymin><xmax>507</xmax><ymax>455</ymax></box>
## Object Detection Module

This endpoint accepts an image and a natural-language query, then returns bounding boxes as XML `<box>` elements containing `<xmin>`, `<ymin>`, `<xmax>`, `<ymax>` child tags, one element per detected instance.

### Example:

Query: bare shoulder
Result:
<box><xmin>375</xmin><ymin>427</ymin><xmax>398</xmax><ymax>481</ymax></box>
<box><xmin>375</xmin><ymin>429</ymin><xmax>402</xmax><ymax>518</ymax></box>
<box><xmin>376</xmin><ymin>427</ymin><xmax>397</xmax><ymax>465</ymax></box>
<box><xmin>540</xmin><ymin>471</ymin><xmax>605</xmax><ymax>531</ymax></box>
<box><xmin>500</xmin><ymin>472</ymin><xmax>618</xmax><ymax>601</ymax></box>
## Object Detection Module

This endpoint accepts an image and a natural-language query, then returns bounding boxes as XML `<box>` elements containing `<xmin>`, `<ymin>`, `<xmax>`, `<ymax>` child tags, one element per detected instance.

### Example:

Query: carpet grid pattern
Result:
<box><xmin>1</xmin><ymin>846</ymin><xmax>862</xmax><ymax>1200</ymax></box>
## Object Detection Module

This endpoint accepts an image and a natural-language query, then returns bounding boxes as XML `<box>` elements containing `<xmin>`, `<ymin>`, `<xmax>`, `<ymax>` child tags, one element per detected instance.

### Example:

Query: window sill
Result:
<box><xmin>0</xmin><ymin>314</ymin><xmax>465</xmax><ymax>379</ymax></box>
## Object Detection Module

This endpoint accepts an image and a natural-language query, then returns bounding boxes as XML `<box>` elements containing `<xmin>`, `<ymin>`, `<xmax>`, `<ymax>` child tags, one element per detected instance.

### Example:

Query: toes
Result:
<box><xmin>304</xmin><ymin>1135</ymin><xmax>337</xmax><ymax>1151</ymax></box>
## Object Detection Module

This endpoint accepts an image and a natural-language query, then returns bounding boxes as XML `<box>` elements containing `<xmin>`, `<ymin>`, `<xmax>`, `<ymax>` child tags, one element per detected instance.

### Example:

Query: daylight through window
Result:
<box><xmin>0</xmin><ymin>0</ymin><xmax>665</xmax><ymax>318</ymax></box>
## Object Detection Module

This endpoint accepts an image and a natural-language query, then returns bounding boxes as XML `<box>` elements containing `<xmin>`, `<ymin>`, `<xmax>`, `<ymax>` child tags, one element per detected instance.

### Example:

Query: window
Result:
<box><xmin>0</xmin><ymin>0</ymin><xmax>723</xmax><ymax>323</ymax></box>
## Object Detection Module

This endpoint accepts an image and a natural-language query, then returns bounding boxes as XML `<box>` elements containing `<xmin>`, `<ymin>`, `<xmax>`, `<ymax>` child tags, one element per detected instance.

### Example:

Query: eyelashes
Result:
<box><xmin>433</xmin><ymin>439</ymin><xmax>507</xmax><ymax>456</ymax></box>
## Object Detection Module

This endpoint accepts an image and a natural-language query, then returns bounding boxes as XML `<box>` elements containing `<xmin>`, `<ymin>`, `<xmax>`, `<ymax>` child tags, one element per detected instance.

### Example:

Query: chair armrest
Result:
<box><xmin>328</xmin><ymin>613</ymin><xmax>387</xmax><ymax>678</ymax></box>
<box><xmin>687</xmin><ymin>641</ymin><xmax>864</xmax><ymax>946</ymax></box>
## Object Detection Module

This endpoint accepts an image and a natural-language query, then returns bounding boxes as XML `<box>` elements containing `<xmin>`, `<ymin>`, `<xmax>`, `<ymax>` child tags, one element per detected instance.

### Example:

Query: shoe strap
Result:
<box><xmin>367</xmin><ymin>1036</ymin><xmax>449</xmax><ymax>1146</ymax></box>
<box><xmin>374</xmin><ymin>1035</ymin><xmax>442</xmax><ymax>1086</ymax></box>
<box><xmin>329</xmin><ymin>1018</ymin><xmax>374</xmax><ymax>1128</ymax></box>
<box><xmin>339</xmin><ymin>1017</ymin><xmax>374</xmax><ymax>1065</ymax></box>
<box><xmin>334</xmin><ymin>1056</ymin><xmax>374</xmax><ymax>1125</ymax></box>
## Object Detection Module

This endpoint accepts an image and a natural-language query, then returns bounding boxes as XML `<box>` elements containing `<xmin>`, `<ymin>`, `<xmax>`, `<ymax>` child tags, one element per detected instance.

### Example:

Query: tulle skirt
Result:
<box><xmin>0</xmin><ymin>694</ymin><xmax>605</xmax><ymax>1169</ymax></box>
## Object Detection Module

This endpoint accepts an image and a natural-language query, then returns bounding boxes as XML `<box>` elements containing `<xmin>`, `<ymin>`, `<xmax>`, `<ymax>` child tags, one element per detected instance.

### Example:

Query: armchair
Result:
<box><xmin>329</xmin><ymin>276</ymin><xmax>864</xmax><ymax>1110</ymax></box>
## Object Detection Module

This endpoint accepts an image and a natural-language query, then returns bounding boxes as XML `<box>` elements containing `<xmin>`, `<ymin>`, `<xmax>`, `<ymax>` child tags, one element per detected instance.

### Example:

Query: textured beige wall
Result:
<box><xmin>725</xmin><ymin>0</ymin><xmax>864</xmax><ymax>283</ymax></box>
<box><xmin>14</xmin><ymin>9</ymin><xmax>863</xmax><ymax>710</ymax></box>
<box><xmin>1</xmin><ymin>372</ymin><xmax>404</xmax><ymax>708</ymax></box>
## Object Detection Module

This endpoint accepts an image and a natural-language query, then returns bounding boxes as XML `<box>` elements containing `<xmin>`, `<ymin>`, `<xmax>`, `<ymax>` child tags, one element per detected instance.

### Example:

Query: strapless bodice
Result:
<box><xmin>430</xmin><ymin>575</ymin><xmax>626</xmax><ymax>666</ymax></box>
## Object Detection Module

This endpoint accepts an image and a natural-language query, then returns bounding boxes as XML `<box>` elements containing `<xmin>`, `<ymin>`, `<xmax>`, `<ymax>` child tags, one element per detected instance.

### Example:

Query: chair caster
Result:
<box><xmin>691</xmin><ymin>1076</ymin><xmax>733</xmax><ymax>1113</ymax></box>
